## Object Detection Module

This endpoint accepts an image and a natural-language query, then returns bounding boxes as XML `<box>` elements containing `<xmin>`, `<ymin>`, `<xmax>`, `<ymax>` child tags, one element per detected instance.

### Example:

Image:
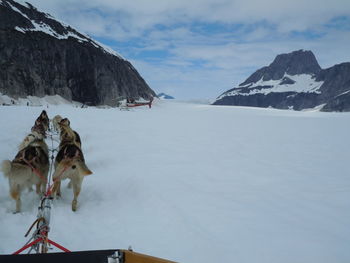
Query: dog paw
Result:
<box><xmin>72</xmin><ymin>200</ymin><xmax>78</xmax><ymax>211</ymax></box>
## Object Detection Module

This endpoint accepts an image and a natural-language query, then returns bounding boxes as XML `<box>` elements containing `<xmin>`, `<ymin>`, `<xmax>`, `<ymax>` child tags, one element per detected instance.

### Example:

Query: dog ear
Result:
<box><xmin>60</xmin><ymin>118</ymin><xmax>70</xmax><ymax>126</ymax></box>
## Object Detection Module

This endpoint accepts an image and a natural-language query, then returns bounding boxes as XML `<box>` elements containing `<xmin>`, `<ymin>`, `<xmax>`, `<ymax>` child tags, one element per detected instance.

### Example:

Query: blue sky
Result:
<box><xmin>20</xmin><ymin>0</ymin><xmax>350</xmax><ymax>100</ymax></box>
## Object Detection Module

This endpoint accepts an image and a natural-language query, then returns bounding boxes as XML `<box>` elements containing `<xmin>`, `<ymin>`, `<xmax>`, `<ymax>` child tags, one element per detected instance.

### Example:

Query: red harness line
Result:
<box><xmin>51</xmin><ymin>148</ymin><xmax>80</xmax><ymax>185</ymax></box>
<box><xmin>13</xmin><ymin>238</ymin><xmax>44</xmax><ymax>255</ymax></box>
<box><xmin>47</xmin><ymin>239</ymin><xmax>71</xmax><ymax>252</ymax></box>
<box><xmin>20</xmin><ymin>156</ymin><xmax>47</xmax><ymax>183</ymax></box>
<box><xmin>20</xmin><ymin>151</ymin><xmax>71</xmax><ymax>195</ymax></box>
<box><xmin>13</xmin><ymin>237</ymin><xmax>71</xmax><ymax>254</ymax></box>
<box><xmin>53</xmin><ymin>164</ymin><xmax>70</xmax><ymax>182</ymax></box>
<box><xmin>13</xmin><ymin>147</ymin><xmax>72</xmax><ymax>254</ymax></box>
<box><xmin>12</xmin><ymin>179</ymin><xmax>71</xmax><ymax>255</ymax></box>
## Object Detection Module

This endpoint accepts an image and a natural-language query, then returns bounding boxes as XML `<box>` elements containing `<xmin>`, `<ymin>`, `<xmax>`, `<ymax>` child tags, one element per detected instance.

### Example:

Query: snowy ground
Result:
<box><xmin>0</xmin><ymin>100</ymin><xmax>350</xmax><ymax>263</ymax></box>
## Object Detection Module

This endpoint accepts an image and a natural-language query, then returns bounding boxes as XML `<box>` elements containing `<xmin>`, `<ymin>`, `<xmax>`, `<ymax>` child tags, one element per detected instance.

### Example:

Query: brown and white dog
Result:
<box><xmin>52</xmin><ymin>120</ymin><xmax>91</xmax><ymax>211</ymax></box>
<box><xmin>2</xmin><ymin>138</ymin><xmax>49</xmax><ymax>213</ymax></box>
<box><xmin>52</xmin><ymin>115</ymin><xmax>63</xmax><ymax>133</ymax></box>
<box><xmin>59</xmin><ymin>118</ymin><xmax>82</xmax><ymax>148</ymax></box>
<box><xmin>19</xmin><ymin>114</ymin><xmax>48</xmax><ymax>151</ymax></box>
<box><xmin>18</xmin><ymin>130</ymin><xmax>45</xmax><ymax>151</ymax></box>
<box><xmin>1</xmin><ymin>110</ymin><xmax>49</xmax><ymax>212</ymax></box>
<box><xmin>36</xmin><ymin>110</ymin><xmax>50</xmax><ymax>132</ymax></box>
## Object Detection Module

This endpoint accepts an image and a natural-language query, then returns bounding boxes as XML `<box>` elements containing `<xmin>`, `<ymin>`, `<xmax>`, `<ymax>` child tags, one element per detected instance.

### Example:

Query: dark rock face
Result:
<box><xmin>215</xmin><ymin>92</ymin><xmax>320</xmax><ymax>110</ymax></box>
<box><xmin>213</xmin><ymin>50</ymin><xmax>350</xmax><ymax>112</ymax></box>
<box><xmin>317</xmin><ymin>63</ymin><xmax>350</xmax><ymax>97</ymax></box>
<box><xmin>322</xmin><ymin>92</ymin><xmax>350</xmax><ymax>112</ymax></box>
<box><xmin>0</xmin><ymin>0</ymin><xmax>156</xmax><ymax>105</ymax></box>
<box><xmin>240</xmin><ymin>50</ymin><xmax>321</xmax><ymax>86</ymax></box>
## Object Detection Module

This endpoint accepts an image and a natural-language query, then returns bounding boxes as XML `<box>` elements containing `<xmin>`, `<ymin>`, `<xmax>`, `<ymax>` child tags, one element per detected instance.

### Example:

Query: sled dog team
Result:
<box><xmin>1</xmin><ymin>111</ymin><xmax>92</xmax><ymax>213</ymax></box>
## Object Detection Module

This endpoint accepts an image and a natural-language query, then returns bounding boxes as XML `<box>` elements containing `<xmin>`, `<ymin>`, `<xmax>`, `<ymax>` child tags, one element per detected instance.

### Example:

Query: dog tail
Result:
<box><xmin>77</xmin><ymin>162</ymin><xmax>93</xmax><ymax>176</ymax></box>
<box><xmin>1</xmin><ymin>160</ymin><xmax>12</xmax><ymax>177</ymax></box>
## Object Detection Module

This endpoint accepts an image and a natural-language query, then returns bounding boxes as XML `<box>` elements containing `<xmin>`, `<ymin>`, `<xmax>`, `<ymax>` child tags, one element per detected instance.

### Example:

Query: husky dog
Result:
<box><xmin>52</xmin><ymin>123</ymin><xmax>91</xmax><ymax>211</ymax></box>
<box><xmin>29</xmin><ymin>110</ymin><xmax>50</xmax><ymax>143</ymax></box>
<box><xmin>60</xmin><ymin>117</ymin><xmax>70</xmax><ymax>127</ymax></box>
<box><xmin>59</xmin><ymin>118</ymin><xmax>82</xmax><ymax>148</ymax></box>
<box><xmin>19</xmin><ymin>116</ymin><xmax>47</xmax><ymax>151</ymax></box>
<box><xmin>52</xmin><ymin>115</ymin><xmax>63</xmax><ymax>132</ymax></box>
<box><xmin>18</xmin><ymin>118</ymin><xmax>46</xmax><ymax>154</ymax></box>
<box><xmin>36</xmin><ymin>110</ymin><xmax>50</xmax><ymax>131</ymax></box>
<box><xmin>2</xmin><ymin>139</ymin><xmax>49</xmax><ymax>213</ymax></box>
<box><xmin>18</xmin><ymin>130</ymin><xmax>45</xmax><ymax>151</ymax></box>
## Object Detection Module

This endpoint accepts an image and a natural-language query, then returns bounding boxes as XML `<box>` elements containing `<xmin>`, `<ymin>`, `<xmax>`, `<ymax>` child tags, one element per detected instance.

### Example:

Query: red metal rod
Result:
<box><xmin>47</xmin><ymin>239</ymin><xmax>71</xmax><ymax>252</ymax></box>
<box><xmin>13</xmin><ymin>237</ymin><xmax>43</xmax><ymax>255</ymax></box>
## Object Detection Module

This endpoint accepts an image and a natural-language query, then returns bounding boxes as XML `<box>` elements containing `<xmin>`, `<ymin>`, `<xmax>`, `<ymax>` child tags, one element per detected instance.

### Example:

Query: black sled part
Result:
<box><xmin>0</xmin><ymin>249</ymin><xmax>117</xmax><ymax>263</ymax></box>
<box><xmin>0</xmin><ymin>249</ymin><xmax>177</xmax><ymax>263</ymax></box>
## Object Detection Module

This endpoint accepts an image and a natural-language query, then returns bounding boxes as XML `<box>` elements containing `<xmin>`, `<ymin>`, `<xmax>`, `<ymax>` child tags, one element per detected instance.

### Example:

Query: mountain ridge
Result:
<box><xmin>213</xmin><ymin>50</ymin><xmax>350</xmax><ymax>111</ymax></box>
<box><xmin>0</xmin><ymin>0</ymin><xmax>156</xmax><ymax>106</ymax></box>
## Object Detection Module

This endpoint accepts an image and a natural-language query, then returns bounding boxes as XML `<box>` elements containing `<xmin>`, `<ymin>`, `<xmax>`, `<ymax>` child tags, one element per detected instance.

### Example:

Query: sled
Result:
<box><xmin>0</xmin><ymin>249</ymin><xmax>176</xmax><ymax>263</ymax></box>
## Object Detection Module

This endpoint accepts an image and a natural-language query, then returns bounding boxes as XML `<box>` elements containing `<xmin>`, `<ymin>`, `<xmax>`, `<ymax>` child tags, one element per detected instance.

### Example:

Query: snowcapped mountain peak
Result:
<box><xmin>1</xmin><ymin>0</ymin><xmax>123</xmax><ymax>59</ymax></box>
<box><xmin>213</xmin><ymin>50</ymin><xmax>350</xmax><ymax>111</ymax></box>
<box><xmin>219</xmin><ymin>50</ymin><xmax>324</xmax><ymax>99</ymax></box>
<box><xmin>269</xmin><ymin>49</ymin><xmax>320</xmax><ymax>75</ymax></box>
<box><xmin>240</xmin><ymin>50</ymin><xmax>321</xmax><ymax>87</ymax></box>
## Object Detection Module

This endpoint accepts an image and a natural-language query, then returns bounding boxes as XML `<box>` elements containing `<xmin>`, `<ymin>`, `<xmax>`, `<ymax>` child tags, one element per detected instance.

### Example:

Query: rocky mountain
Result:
<box><xmin>0</xmin><ymin>0</ymin><xmax>156</xmax><ymax>106</ymax></box>
<box><xmin>213</xmin><ymin>50</ymin><xmax>350</xmax><ymax>112</ymax></box>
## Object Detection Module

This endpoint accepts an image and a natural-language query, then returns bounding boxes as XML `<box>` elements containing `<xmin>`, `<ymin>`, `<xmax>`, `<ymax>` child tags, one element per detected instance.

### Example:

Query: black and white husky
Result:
<box><xmin>52</xmin><ymin>119</ymin><xmax>91</xmax><ymax>211</ymax></box>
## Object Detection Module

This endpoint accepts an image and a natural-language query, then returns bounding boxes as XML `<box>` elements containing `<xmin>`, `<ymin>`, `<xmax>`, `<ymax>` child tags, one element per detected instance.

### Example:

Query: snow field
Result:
<box><xmin>0</xmin><ymin>100</ymin><xmax>350</xmax><ymax>263</ymax></box>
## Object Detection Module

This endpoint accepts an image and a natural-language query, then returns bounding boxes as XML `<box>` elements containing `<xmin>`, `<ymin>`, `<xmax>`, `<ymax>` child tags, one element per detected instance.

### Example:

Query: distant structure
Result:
<box><xmin>158</xmin><ymin>93</ymin><xmax>175</xmax><ymax>99</ymax></box>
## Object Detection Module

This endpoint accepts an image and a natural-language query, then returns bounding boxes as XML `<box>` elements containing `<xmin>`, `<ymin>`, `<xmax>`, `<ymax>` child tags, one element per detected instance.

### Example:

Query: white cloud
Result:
<box><xmin>127</xmin><ymin>25</ymin><xmax>350</xmax><ymax>99</ymax></box>
<box><xmin>16</xmin><ymin>0</ymin><xmax>350</xmax><ymax>99</ymax></box>
<box><xmin>22</xmin><ymin>0</ymin><xmax>350</xmax><ymax>35</ymax></box>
